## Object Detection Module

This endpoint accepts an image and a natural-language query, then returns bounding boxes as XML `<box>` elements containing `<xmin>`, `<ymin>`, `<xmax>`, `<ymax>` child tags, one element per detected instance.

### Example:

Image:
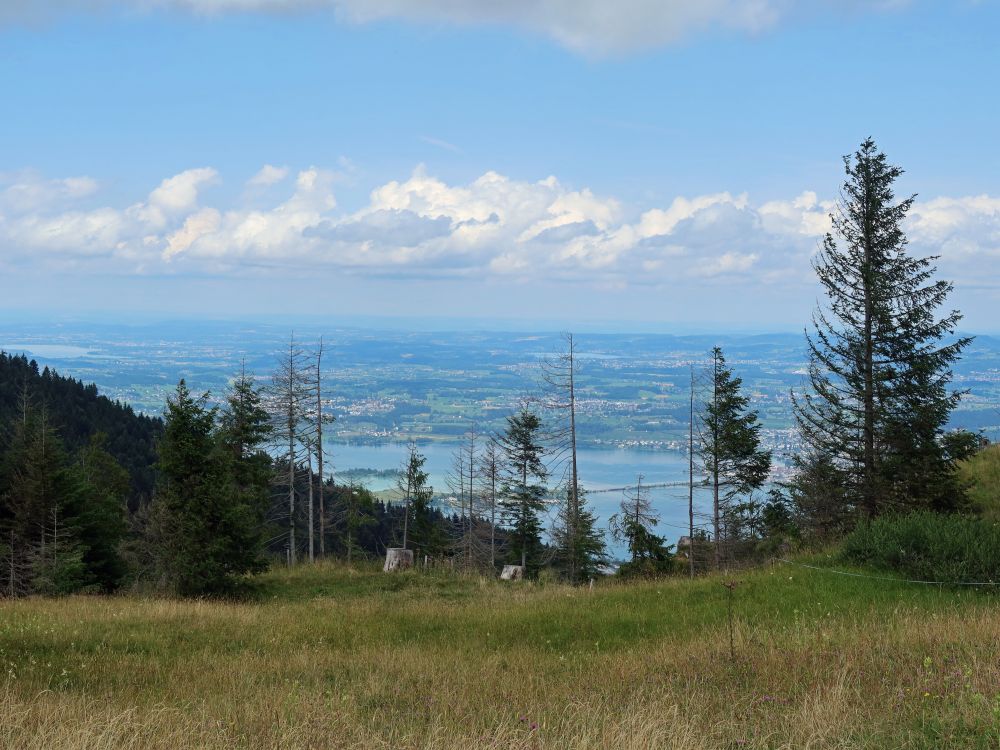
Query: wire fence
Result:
<box><xmin>777</xmin><ymin>557</ymin><xmax>1000</xmax><ymax>588</ymax></box>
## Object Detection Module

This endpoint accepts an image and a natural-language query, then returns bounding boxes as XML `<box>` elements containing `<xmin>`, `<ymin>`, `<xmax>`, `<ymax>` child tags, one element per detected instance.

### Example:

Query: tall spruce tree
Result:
<box><xmin>73</xmin><ymin>434</ymin><xmax>130</xmax><ymax>592</ymax></box>
<box><xmin>155</xmin><ymin>380</ymin><xmax>225</xmax><ymax>595</ymax></box>
<box><xmin>698</xmin><ymin>347</ymin><xmax>771</xmax><ymax>568</ymax></box>
<box><xmin>788</xmin><ymin>450</ymin><xmax>851</xmax><ymax>542</ymax></box>
<box><xmin>397</xmin><ymin>443</ymin><xmax>437</xmax><ymax>554</ymax></box>
<box><xmin>1</xmin><ymin>402</ymin><xmax>55</xmax><ymax>583</ymax></box>
<box><xmin>216</xmin><ymin>369</ymin><xmax>272</xmax><ymax>579</ymax></box>
<box><xmin>551</xmin><ymin>484</ymin><xmax>606</xmax><ymax>583</ymax></box>
<box><xmin>156</xmin><ymin>379</ymin><xmax>268</xmax><ymax>596</ymax></box>
<box><xmin>0</xmin><ymin>403</ymin><xmax>92</xmax><ymax>595</ymax></box>
<box><xmin>337</xmin><ymin>483</ymin><xmax>376</xmax><ymax>565</ymax></box>
<box><xmin>498</xmin><ymin>405</ymin><xmax>547</xmax><ymax>574</ymax></box>
<box><xmin>793</xmin><ymin>138</ymin><xmax>970</xmax><ymax>519</ymax></box>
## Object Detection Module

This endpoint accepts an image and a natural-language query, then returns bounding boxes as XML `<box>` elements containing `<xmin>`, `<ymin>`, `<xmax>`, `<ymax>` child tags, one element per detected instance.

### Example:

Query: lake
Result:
<box><xmin>0</xmin><ymin>343</ymin><xmax>96</xmax><ymax>359</ymax></box>
<box><xmin>327</xmin><ymin>441</ymin><xmax>713</xmax><ymax>556</ymax></box>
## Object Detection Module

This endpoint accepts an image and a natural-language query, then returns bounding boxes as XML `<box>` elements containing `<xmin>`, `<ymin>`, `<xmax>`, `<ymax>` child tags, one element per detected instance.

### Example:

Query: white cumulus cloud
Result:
<box><xmin>1</xmin><ymin>162</ymin><xmax>996</xmax><ymax>293</ymax></box>
<box><xmin>247</xmin><ymin>164</ymin><xmax>290</xmax><ymax>188</ymax></box>
<box><xmin>0</xmin><ymin>170</ymin><xmax>99</xmax><ymax>214</ymax></box>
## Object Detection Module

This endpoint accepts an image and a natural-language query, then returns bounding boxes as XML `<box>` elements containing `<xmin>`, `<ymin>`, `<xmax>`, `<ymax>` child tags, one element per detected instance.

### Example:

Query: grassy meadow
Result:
<box><xmin>2</xmin><ymin>559</ymin><xmax>1000</xmax><ymax>749</ymax></box>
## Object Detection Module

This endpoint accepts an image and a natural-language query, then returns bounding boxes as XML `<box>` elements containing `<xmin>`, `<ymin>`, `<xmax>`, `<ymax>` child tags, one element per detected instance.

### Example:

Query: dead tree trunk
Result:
<box><xmin>384</xmin><ymin>547</ymin><xmax>414</xmax><ymax>572</ymax></box>
<box><xmin>271</xmin><ymin>334</ymin><xmax>309</xmax><ymax>567</ymax></box>
<box><xmin>315</xmin><ymin>338</ymin><xmax>326</xmax><ymax>558</ymax></box>
<box><xmin>689</xmin><ymin>366</ymin><xmax>695</xmax><ymax>579</ymax></box>
<box><xmin>307</xmin><ymin>447</ymin><xmax>314</xmax><ymax>562</ymax></box>
<box><xmin>567</xmin><ymin>334</ymin><xmax>579</xmax><ymax>583</ymax></box>
<box><xmin>712</xmin><ymin>353</ymin><xmax>721</xmax><ymax>570</ymax></box>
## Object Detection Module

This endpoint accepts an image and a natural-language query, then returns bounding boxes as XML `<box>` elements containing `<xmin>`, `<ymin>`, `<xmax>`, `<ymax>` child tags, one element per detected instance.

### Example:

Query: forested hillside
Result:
<box><xmin>0</xmin><ymin>351</ymin><xmax>161</xmax><ymax>505</ymax></box>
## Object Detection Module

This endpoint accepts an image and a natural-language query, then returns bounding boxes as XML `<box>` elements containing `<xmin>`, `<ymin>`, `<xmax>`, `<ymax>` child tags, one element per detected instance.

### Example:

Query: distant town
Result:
<box><xmin>4</xmin><ymin>321</ymin><xmax>999</xmax><ymax>469</ymax></box>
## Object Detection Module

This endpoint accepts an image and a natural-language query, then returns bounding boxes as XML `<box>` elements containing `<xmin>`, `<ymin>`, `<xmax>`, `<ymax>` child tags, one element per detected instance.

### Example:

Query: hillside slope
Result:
<box><xmin>0</xmin><ymin>351</ymin><xmax>161</xmax><ymax>504</ymax></box>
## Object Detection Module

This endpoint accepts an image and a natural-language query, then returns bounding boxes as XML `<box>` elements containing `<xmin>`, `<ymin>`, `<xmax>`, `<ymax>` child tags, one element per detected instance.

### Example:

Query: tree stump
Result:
<box><xmin>384</xmin><ymin>548</ymin><xmax>414</xmax><ymax>572</ymax></box>
<box><xmin>500</xmin><ymin>565</ymin><xmax>524</xmax><ymax>581</ymax></box>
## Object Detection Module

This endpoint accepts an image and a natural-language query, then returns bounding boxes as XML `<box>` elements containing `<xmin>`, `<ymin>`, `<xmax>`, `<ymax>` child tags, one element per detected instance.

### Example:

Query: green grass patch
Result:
<box><xmin>3</xmin><ymin>559</ymin><xmax>1000</xmax><ymax>748</ymax></box>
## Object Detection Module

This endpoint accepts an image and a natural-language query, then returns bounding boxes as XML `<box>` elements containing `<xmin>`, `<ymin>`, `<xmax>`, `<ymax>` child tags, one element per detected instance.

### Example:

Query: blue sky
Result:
<box><xmin>1</xmin><ymin>1</ymin><xmax>998</xmax><ymax>331</ymax></box>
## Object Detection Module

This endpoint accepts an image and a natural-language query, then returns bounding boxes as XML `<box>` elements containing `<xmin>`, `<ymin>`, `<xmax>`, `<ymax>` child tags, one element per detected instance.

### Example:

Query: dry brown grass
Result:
<box><xmin>2</xmin><ymin>561</ymin><xmax>1000</xmax><ymax>748</ymax></box>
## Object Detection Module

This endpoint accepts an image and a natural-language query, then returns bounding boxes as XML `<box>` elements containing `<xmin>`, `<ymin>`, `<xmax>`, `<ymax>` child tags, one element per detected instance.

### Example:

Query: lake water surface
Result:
<box><xmin>328</xmin><ymin>441</ymin><xmax>713</xmax><ymax>556</ymax></box>
<box><xmin>1</xmin><ymin>344</ymin><xmax>96</xmax><ymax>359</ymax></box>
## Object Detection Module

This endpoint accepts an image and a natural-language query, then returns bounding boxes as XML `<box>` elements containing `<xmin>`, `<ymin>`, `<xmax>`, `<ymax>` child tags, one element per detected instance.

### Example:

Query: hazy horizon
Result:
<box><xmin>5</xmin><ymin>309</ymin><xmax>1000</xmax><ymax>339</ymax></box>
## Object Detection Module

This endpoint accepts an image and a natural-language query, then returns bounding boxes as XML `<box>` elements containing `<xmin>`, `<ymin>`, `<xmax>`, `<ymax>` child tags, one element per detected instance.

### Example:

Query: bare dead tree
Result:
<box><xmin>3</xmin><ymin>530</ymin><xmax>32</xmax><ymax>598</ymax></box>
<box><xmin>315</xmin><ymin>339</ymin><xmax>326</xmax><ymax>557</ymax></box>
<box><xmin>446</xmin><ymin>440</ymin><xmax>467</xmax><ymax>565</ymax></box>
<box><xmin>305</xmin><ymin>437</ymin><xmax>315</xmax><ymax>563</ymax></box>
<box><xmin>448</xmin><ymin>425</ymin><xmax>479</xmax><ymax>570</ymax></box>
<box><xmin>270</xmin><ymin>337</ymin><xmax>335</xmax><ymax>565</ymax></box>
<box><xmin>541</xmin><ymin>333</ymin><xmax>586</xmax><ymax>583</ymax></box>
<box><xmin>269</xmin><ymin>334</ymin><xmax>312</xmax><ymax>566</ymax></box>
<box><xmin>5</xmin><ymin>530</ymin><xmax>12</xmax><ymax>598</ymax></box>
<box><xmin>465</xmin><ymin>426</ymin><xmax>480</xmax><ymax>568</ymax></box>
<box><xmin>308</xmin><ymin>339</ymin><xmax>335</xmax><ymax>558</ymax></box>
<box><xmin>689</xmin><ymin>366</ymin><xmax>696</xmax><ymax>579</ymax></box>
<box><xmin>479</xmin><ymin>437</ymin><xmax>502</xmax><ymax>571</ymax></box>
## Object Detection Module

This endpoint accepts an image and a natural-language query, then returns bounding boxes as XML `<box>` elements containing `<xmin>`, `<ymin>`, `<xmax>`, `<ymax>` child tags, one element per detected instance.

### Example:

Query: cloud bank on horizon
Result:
<box><xmin>2</xmin><ymin>164</ymin><xmax>997</xmax><ymax>292</ymax></box>
<box><xmin>0</xmin><ymin>0</ymin><xmax>905</xmax><ymax>54</ymax></box>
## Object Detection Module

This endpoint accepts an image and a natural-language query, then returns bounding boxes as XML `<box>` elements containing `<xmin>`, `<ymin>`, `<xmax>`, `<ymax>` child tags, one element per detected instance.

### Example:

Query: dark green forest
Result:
<box><xmin>0</xmin><ymin>354</ymin><xmax>504</xmax><ymax>595</ymax></box>
<box><xmin>0</xmin><ymin>351</ymin><xmax>161</xmax><ymax>505</ymax></box>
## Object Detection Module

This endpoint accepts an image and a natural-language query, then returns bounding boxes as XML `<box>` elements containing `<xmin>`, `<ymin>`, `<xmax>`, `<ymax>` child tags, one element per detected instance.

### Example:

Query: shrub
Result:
<box><xmin>841</xmin><ymin>511</ymin><xmax>1000</xmax><ymax>584</ymax></box>
<box><xmin>956</xmin><ymin>443</ymin><xmax>1000</xmax><ymax>519</ymax></box>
